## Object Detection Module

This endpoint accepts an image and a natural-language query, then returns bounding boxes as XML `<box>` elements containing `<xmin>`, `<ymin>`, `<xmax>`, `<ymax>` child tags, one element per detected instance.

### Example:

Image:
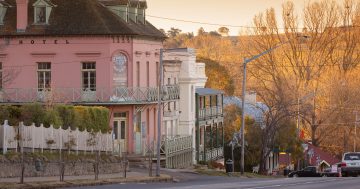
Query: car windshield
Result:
<box><xmin>344</xmin><ymin>153</ymin><xmax>360</xmax><ymax>160</ymax></box>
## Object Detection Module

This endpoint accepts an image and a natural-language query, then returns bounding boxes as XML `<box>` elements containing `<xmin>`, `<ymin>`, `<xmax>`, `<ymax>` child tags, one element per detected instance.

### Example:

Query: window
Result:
<box><xmin>82</xmin><ymin>62</ymin><xmax>96</xmax><ymax>91</ymax></box>
<box><xmin>33</xmin><ymin>0</ymin><xmax>54</xmax><ymax>25</ymax></box>
<box><xmin>37</xmin><ymin>62</ymin><xmax>51</xmax><ymax>91</ymax></box>
<box><xmin>174</xmin><ymin>78</ymin><xmax>177</xmax><ymax>85</ymax></box>
<box><xmin>0</xmin><ymin>62</ymin><xmax>2</xmax><ymax>90</ymax></box>
<box><xmin>113</xmin><ymin>121</ymin><xmax>119</xmax><ymax>140</ymax></box>
<box><xmin>35</xmin><ymin>7</ymin><xmax>46</xmax><ymax>24</ymax></box>
<box><xmin>120</xmin><ymin>121</ymin><xmax>126</xmax><ymax>140</ymax></box>
<box><xmin>0</xmin><ymin>6</ymin><xmax>8</xmax><ymax>25</ymax></box>
<box><xmin>344</xmin><ymin>153</ymin><xmax>360</xmax><ymax>160</ymax></box>
<box><xmin>156</xmin><ymin>62</ymin><xmax>159</xmax><ymax>86</ymax></box>
<box><xmin>167</xmin><ymin>78</ymin><xmax>171</xmax><ymax>85</ymax></box>
<box><xmin>146</xmin><ymin>61</ymin><xmax>149</xmax><ymax>87</ymax></box>
<box><xmin>114</xmin><ymin>112</ymin><xmax>127</xmax><ymax>118</ymax></box>
<box><xmin>136</xmin><ymin>61</ymin><xmax>140</xmax><ymax>87</ymax></box>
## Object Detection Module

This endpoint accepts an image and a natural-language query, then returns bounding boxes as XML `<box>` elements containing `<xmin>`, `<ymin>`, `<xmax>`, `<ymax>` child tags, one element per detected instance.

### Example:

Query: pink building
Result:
<box><xmin>0</xmin><ymin>0</ymin><xmax>178</xmax><ymax>155</ymax></box>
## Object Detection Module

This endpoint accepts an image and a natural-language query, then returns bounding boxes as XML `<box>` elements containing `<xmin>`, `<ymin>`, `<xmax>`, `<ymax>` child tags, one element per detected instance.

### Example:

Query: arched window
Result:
<box><xmin>113</xmin><ymin>53</ymin><xmax>128</xmax><ymax>88</ymax></box>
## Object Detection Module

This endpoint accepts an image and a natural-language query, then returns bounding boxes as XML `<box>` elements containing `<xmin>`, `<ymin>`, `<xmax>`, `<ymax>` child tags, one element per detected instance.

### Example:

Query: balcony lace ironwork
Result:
<box><xmin>0</xmin><ymin>85</ymin><xmax>180</xmax><ymax>104</ymax></box>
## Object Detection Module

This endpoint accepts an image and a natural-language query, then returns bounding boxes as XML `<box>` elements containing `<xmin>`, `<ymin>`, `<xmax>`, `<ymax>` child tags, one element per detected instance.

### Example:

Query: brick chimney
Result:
<box><xmin>16</xmin><ymin>0</ymin><xmax>28</xmax><ymax>32</ymax></box>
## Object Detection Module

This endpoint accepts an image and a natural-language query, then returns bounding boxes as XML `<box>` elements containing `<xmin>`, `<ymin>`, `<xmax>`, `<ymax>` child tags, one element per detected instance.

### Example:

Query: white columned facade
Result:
<box><xmin>163</xmin><ymin>48</ymin><xmax>207</xmax><ymax>163</ymax></box>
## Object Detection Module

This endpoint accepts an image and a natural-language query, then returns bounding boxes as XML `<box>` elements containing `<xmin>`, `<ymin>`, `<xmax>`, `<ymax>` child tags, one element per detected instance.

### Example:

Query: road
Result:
<box><xmin>67</xmin><ymin>171</ymin><xmax>360</xmax><ymax>189</ymax></box>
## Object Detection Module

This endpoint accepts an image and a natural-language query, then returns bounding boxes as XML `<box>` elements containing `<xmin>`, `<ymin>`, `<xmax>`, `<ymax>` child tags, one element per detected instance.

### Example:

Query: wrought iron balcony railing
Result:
<box><xmin>0</xmin><ymin>85</ymin><xmax>180</xmax><ymax>104</ymax></box>
<box><xmin>198</xmin><ymin>106</ymin><xmax>223</xmax><ymax>119</ymax></box>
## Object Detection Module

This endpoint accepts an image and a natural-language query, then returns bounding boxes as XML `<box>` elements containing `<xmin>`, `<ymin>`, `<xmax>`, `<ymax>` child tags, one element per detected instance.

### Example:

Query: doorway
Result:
<box><xmin>113</xmin><ymin>117</ymin><xmax>127</xmax><ymax>155</ymax></box>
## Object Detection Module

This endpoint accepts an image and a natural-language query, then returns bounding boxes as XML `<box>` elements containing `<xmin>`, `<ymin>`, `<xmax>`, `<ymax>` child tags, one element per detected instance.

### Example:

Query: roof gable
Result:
<box><xmin>32</xmin><ymin>0</ymin><xmax>56</xmax><ymax>7</ymax></box>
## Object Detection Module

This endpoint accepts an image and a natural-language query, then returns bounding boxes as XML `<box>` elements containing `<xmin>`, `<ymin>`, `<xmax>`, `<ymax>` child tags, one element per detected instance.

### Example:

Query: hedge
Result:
<box><xmin>0</xmin><ymin>104</ymin><xmax>110</xmax><ymax>133</ymax></box>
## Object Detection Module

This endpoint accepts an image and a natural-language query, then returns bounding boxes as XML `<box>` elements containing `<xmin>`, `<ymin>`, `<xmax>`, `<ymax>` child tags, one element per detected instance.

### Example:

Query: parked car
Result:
<box><xmin>288</xmin><ymin>166</ymin><xmax>321</xmax><ymax>177</ymax></box>
<box><xmin>341</xmin><ymin>152</ymin><xmax>360</xmax><ymax>177</ymax></box>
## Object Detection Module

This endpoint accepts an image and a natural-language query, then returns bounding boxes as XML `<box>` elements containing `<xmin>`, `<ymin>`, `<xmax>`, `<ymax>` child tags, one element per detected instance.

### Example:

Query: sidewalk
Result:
<box><xmin>0</xmin><ymin>171</ymin><xmax>173</xmax><ymax>189</ymax></box>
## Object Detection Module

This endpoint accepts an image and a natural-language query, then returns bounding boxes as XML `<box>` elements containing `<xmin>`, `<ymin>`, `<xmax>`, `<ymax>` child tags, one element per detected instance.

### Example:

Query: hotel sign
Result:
<box><xmin>18</xmin><ymin>39</ymin><xmax>70</xmax><ymax>44</ymax></box>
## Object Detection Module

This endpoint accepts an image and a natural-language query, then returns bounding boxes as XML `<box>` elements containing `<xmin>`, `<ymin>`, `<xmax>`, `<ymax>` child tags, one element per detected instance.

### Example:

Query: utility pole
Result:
<box><xmin>240</xmin><ymin>58</ymin><xmax>247</xmax><ymax>175</ymax></box>
<box><xmin>156</xmin><ymin>48</ymin><xmax>164</xmax><ymax>177</ymax></box>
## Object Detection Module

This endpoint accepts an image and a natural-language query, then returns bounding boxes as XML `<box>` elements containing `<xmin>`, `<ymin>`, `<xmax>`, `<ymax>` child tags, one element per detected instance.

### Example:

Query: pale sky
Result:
<box><xmin>146</xmin><ymin>0</ymin><xmax>344</xmax><ymax>36</ymax></box>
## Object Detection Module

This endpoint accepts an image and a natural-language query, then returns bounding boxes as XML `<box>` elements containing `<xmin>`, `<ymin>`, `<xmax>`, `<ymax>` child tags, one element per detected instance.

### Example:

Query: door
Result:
<box><xmin>113</xmin><ymin>119</ymin><xmax>127</xmax><ymax>155</ymax></box>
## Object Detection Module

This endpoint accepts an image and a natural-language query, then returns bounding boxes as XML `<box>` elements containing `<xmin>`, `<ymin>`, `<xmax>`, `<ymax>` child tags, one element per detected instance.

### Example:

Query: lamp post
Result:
<box><xmin>156</xmin><ymin>48</ymin><xmax>164</xmax><ymax>177</ymax></box>
<box><xmin>240</xmin><ymin>41</ymin><xmax>293</xmax><ymax>175</ymax></box>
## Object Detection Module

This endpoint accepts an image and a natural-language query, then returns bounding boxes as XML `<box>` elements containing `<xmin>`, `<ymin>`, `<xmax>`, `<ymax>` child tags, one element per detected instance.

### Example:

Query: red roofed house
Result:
<box><xmin>303</xmin><ymin>142</ymin><xmax>340</xmax><ymax>171</ymax></box>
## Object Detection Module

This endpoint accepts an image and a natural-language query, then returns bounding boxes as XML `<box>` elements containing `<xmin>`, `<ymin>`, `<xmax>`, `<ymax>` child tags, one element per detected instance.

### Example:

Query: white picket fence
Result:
<box><xmin>0</xmin><ymin>120</ymin><xmax>113</xmax><ymax>154</ymax></box>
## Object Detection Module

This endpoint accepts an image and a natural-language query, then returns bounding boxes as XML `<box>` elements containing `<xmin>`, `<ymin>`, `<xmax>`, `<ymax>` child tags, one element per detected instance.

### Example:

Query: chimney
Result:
<box><xmin>16</xmin><ymin>0</ymin><xmax>28</xmax><ymax>32</ymax></box>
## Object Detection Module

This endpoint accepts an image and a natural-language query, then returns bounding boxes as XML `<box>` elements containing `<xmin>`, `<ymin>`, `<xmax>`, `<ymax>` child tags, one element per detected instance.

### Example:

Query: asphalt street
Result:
<box><xmin>67</xmin><ymin>171</ymin><xmax>360</xmax><ymax>189</ymax></box>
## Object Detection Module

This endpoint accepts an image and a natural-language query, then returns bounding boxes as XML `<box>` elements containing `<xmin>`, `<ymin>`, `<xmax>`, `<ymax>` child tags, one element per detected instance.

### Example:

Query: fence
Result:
<box><xmin>163</xmin><ymin>135</ymin><xmax>193</xmax><ymax>169</ymax></box>
<box><xmin>0</xmin><ymin>120</ymin><xmax>113</xmax><ymax>154</ymax></box>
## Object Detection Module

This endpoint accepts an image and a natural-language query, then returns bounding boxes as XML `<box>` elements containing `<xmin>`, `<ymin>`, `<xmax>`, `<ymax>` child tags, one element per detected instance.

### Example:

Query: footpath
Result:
<box><xmin>0</xmin><ymin>170</ymin><xmax>173</xmax><ymax>189</ymax></box>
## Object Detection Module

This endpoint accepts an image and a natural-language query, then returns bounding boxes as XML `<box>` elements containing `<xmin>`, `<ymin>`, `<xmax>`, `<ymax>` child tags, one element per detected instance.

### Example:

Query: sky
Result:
<box><xmin>146</xmin><ymin>0</ymin><xmax>343</xmax><ymax>36</ymax></box>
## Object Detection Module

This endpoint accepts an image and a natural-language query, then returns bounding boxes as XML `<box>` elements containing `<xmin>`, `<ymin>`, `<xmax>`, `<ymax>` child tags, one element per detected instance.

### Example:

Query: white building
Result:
<box><xmin>163</xmin><ymin>48</ymin><xmax>208</xmax><ymax>163</ymax></box>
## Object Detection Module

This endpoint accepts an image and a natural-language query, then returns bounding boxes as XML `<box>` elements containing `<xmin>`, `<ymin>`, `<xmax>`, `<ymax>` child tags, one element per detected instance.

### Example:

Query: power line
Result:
<box><xmin>106</xmin><ymin>7</ymin><xmax>360</xmax><ymax>30</ymax></box>
<box><xmin>147</xmin><ymin>15</ymin><xmax>256</xmax><ymax>29</ymax></box>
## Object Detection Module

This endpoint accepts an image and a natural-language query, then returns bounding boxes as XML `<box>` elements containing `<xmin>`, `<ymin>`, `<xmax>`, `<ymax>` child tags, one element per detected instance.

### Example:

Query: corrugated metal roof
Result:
<box><xmin>195</xmin><ymin>88</ymin><xmax>224</xmax><ymax>95</ymax></box>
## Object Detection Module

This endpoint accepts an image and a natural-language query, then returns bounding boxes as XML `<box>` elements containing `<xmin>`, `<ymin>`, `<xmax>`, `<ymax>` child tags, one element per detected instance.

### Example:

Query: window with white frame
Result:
<box><xmin>0</xmin><ymin>5</ymin><xmax>8</xmax><ymax>25</ymax></box>
<box><xmin>82</xmin><ymin>62</ymin><xmax>96</xmax><ymax>91</ymax></box>
<box><xmin>35</xmin><ymin>6</ymin><xmax>46</xmax><ymax>23</ymax></box>
<box><xmin>33</xmin><ymin>0</ymin><xmax>55</xmax><ymax>24</ymax></box>
<box><xmin>37</xmin><ymin>62</ymin><xmax>51</xmax><ymax>91</ymax></box>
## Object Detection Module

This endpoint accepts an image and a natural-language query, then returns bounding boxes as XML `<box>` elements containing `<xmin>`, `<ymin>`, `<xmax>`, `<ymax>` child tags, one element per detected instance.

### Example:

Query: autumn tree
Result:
<box><xmin>218</xmin><ymin>27</ymin><xmax>230</xmax><ymax>36</ymax></box>
<box><xmin>197</xmin><ymin>57</ymin><xmax>235</xmax><ymax>96</ymax></box>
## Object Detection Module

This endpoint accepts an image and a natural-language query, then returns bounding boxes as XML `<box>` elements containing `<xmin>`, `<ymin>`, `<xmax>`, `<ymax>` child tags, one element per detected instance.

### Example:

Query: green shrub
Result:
<box><xmin>99</xmin><ymin>107</ymin><xmax>110</xmax><ymax>133</ymax></box>
<box><xmin>0</xmin><ymin>104</ymin><xmax>110</xmax><ymax>132</ymax></box>
<box><xmin>7</xmin><ymin>106</ymin><xmax>22</xmax><ymax>126</ymax></box>
<box><xmin>73</xmin><ymin>106</ymin><xmax>109</xmax><ymax>133</ymax></box>
<box><xmin>21</xmin><ymin>103</ymin><xmax>45</xmax><ymax>126</ymax></box>
<box><xmin>0</xmin><ymin>105</ymin><xmax>10</xmax><ymax>125</ymax></box>
<box><xmin>55</xmin><ymin>105</ymin><xmax>75</xmax><ymax>130</ymax></box>
<box><xmin>73</xmin><ymin>106</ymin><xmax>89</xmax><ymax>132</ymax></box>
<box><xmin>44</xmin><ymin>109</ymin><xmax>63</xmax><ymax>128</ymax></box>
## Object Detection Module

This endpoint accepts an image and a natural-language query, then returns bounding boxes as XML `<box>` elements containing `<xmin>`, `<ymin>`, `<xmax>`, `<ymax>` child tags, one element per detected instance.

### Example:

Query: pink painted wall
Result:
<box><xmin>131</xmin><ymin>38</ymin><xmax>163</xmax><ymax>153</ymax></box>
<box><xmin>0</xmin><ymin>35</ymin><xmax>163</xmax><ymax>154</ymax></box>
<box><xmin>108</xmin><ymin>105</ymin><xmax>134</xmax><ymax>153</ymax></box>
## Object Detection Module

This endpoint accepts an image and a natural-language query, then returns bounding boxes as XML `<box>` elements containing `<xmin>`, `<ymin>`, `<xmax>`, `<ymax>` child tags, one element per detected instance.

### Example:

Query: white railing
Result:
<box><xmin>163</xmin><ymin>135</ymin><xmax>193</xmax><ymax>169</ymax></box>
<box><xmin>0</xmin><ymin>120</ymin><xmax>112</xmax><ymax>154</ymax></box>
<box><xmin>0</xmin><ymin>85</ymin><xmax>180</xmax><ymax>104</ymax></box>
<box><xmin>198</xmin><ymin>106</ymin><xmax>223</xmax><ymax>119</ymax></box>
<box><xmin>198</xmin><ymin>147</ymin><xmax>224</xmax><ymax>162</ymax></box>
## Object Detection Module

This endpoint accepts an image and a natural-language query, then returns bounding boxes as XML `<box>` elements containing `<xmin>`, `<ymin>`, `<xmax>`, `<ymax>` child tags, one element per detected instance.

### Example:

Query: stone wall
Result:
<box><xmin>0</xmin><ymin>161</ymin><xmax>124</xmax><ymax>178</ymax></box>
<box><xmin>0</xmin><ymin>153</ymin><xmax>126</xmax><ymax>178</ymax></box>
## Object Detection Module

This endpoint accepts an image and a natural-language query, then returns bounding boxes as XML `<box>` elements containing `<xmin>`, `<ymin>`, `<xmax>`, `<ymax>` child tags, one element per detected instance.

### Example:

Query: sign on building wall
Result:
<box><xmin>113</xmin><ymin>54</ymin><xmax>128</xmax><ymax>88</ymax></box>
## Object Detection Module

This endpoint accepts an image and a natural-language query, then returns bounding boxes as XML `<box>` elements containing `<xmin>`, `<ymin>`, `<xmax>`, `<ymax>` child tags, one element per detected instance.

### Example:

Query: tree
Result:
<box><xmin>223</xmin><ymin>104</ymin><xmax>241</xmax><ymax>142</ymax></box>
<box><xmin>244</xmin><ymin>0</ymin><xmax>360</xmax><ymax>161</ymax></box>
<box><xmin>197</xmin><ymin>27</ymin><xmax>206</xmax><ymax>36</ymax></box>
<box><xmin>167</xmin><ymin>27</ymin><xmax>182</xmax><ymax>38</ymax></box>
<box><xmin>209</xmin><ymin>31</ymin><xmax>221</xmax><ymax>37</ymax></box>
<box><xmin>197</xmin><ymin>57</ymin><xmax>235</xmax><ymax>96</ymax></box>
<box><xmin>218</xmin><ymin>27</ymin><xmax>230</xmax><ymax>36</ymax></box>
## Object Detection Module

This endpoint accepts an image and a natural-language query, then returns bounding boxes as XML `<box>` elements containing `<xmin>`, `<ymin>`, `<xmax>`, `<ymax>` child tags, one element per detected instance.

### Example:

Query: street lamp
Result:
<box><xmin>239</xmin><ymin>40</ymin><xmax>301</xmax><ymax>174</ymax></box>
<box><xmin>156</xmin><ymin>48</ymin><xmax>164</xmax><ymax>177</ymax></box>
